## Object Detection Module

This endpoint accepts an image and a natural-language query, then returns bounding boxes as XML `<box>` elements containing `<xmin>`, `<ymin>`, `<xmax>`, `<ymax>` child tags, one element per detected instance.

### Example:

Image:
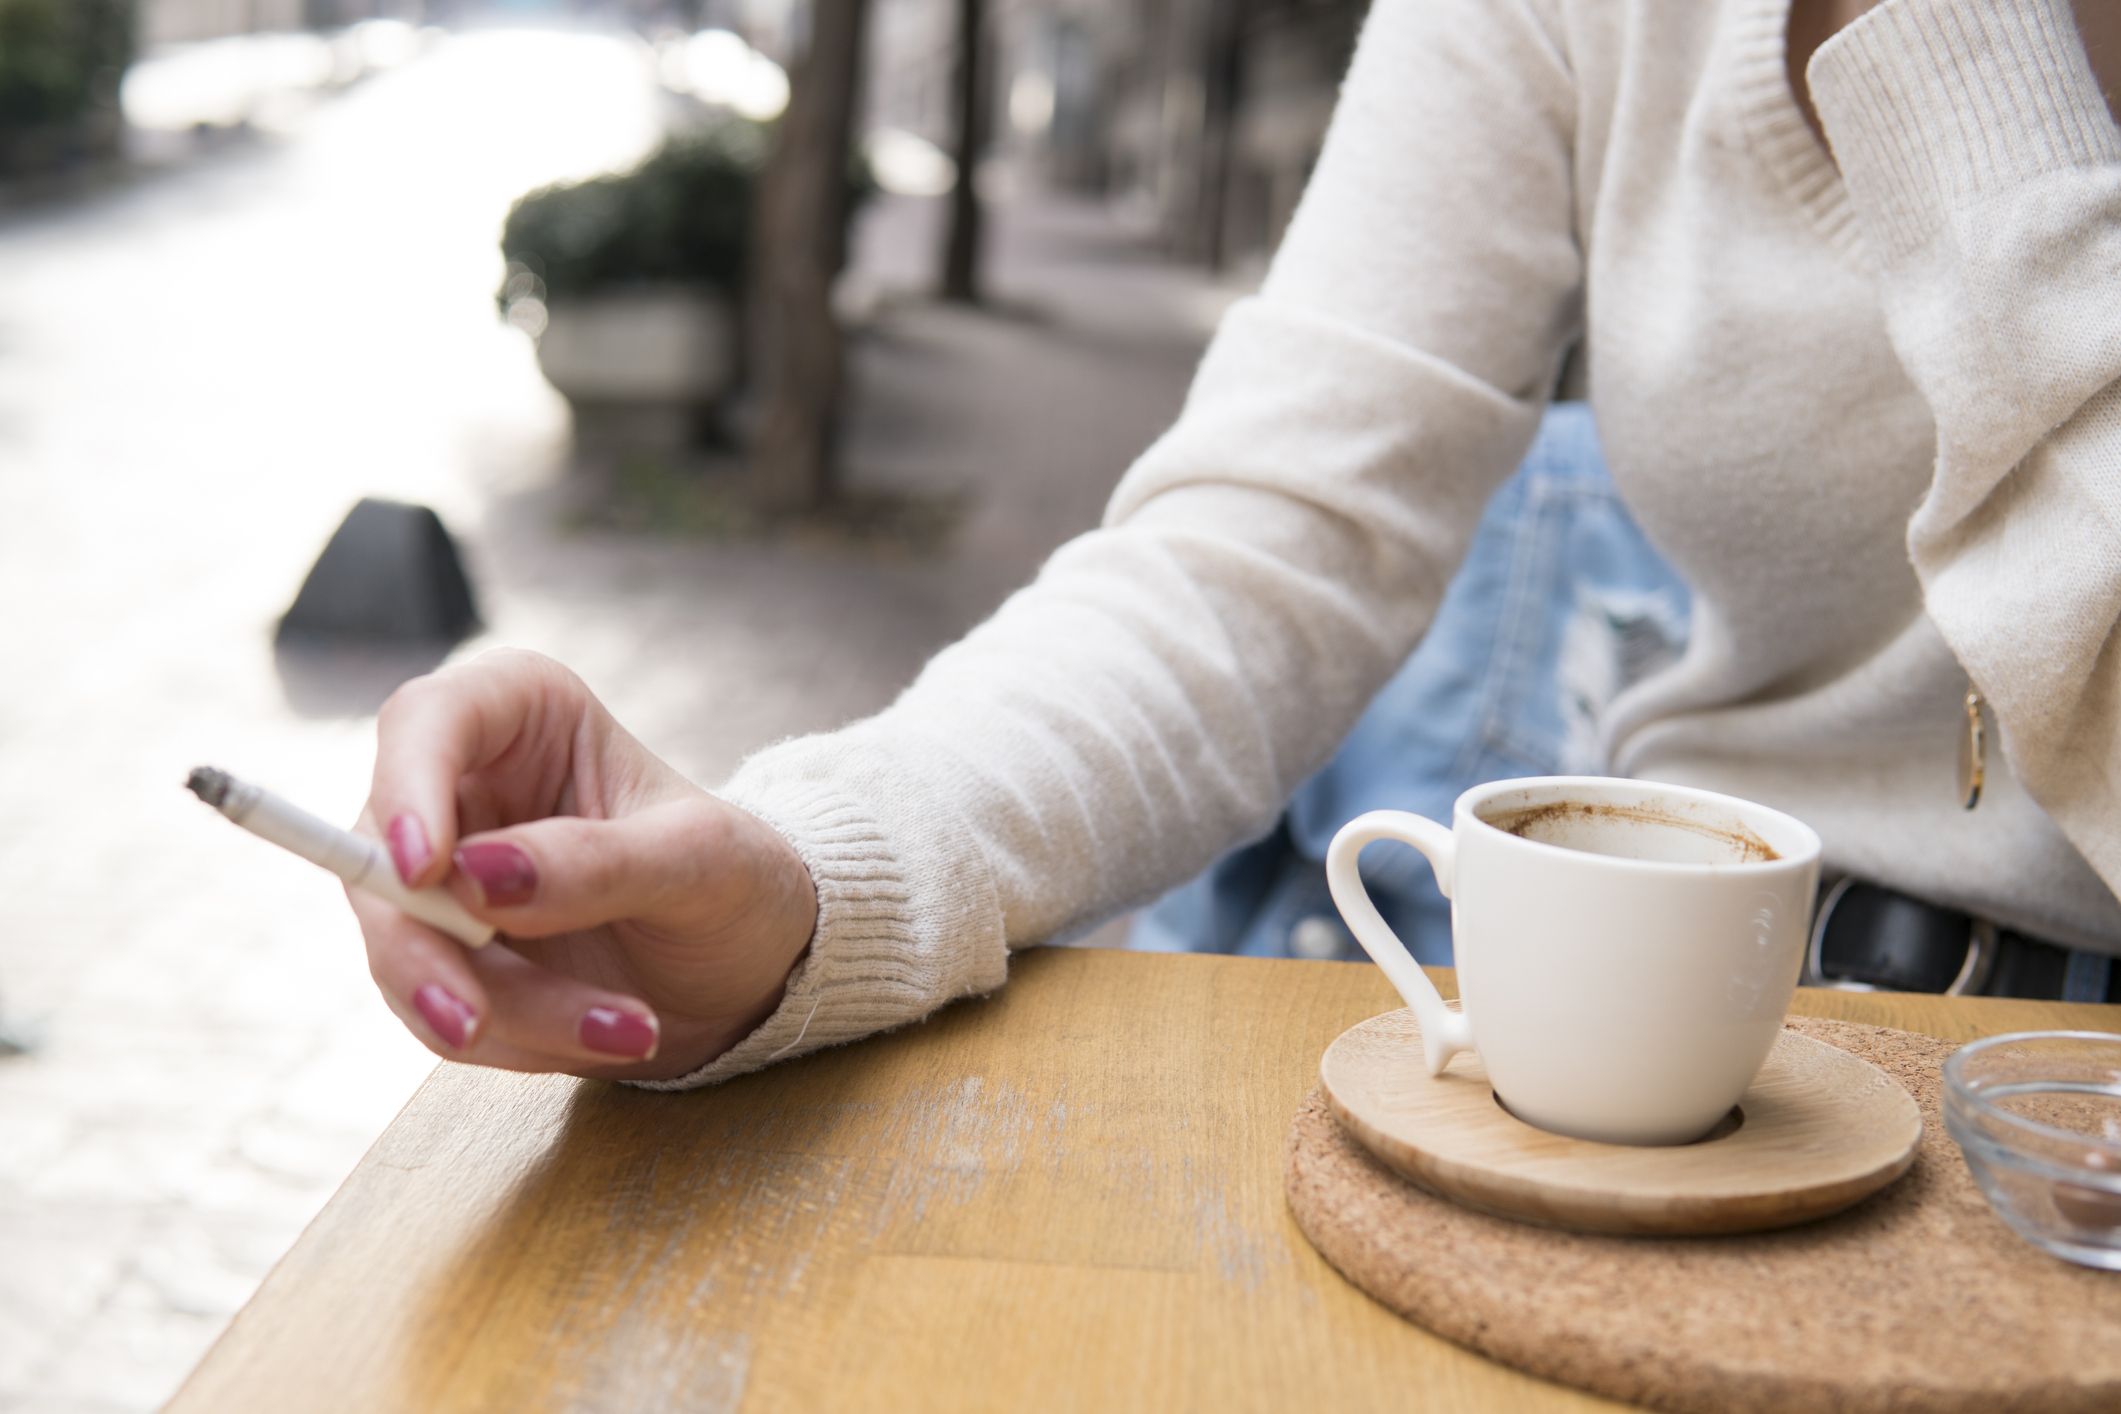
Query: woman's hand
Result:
<box><xmin>346</xmin><ymin>648</ymin><xmax>818</xmax><ymax>1080</ymax></box>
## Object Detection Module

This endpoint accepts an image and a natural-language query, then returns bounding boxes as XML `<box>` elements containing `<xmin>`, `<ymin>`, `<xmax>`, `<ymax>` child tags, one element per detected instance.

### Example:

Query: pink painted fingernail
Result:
<box><xmin>581</xmin><ymin>1006</ymin><xmax>659</xmax><ymax>1059</ymax></box>
<box><xmin>387</xmin><ymin>813</ymin><xmax>431</xmax><ymax>884</ymax></box>
<box><xmin>414</xmin><ymin>984</ymin><xmax>476</xmax><ymax>1050</ymax></box>
<box><xmin>453</xmin><ymin>841</ymin><xmax>537</xmax><ymax>907</ymax></box>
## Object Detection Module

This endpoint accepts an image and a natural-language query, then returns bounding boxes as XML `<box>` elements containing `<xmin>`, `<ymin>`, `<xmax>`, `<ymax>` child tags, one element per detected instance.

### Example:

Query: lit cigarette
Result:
<box><xmin>186</xmin><ymin>765</ymin><xmax>495</xmax><ymax>948</ymax></box>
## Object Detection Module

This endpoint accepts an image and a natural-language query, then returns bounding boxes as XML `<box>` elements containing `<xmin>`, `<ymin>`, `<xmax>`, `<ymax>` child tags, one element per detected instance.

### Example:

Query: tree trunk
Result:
<box><xmin>939</xmin><ymin>0</ymin><xmax>986</xmax><ymax>303</ymax></box>
<box><xmin>748</xmin><ymin>0</ymin><xmax>872</xmax><ymax>513</ymax></box>
<box><xmin>1190</xmin><ymin>0</ymin><xmax>1247</xmax><ymax>271</ymax></box>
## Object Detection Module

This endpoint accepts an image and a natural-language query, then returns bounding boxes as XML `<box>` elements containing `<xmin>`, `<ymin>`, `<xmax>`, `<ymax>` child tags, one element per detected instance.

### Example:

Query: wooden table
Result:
<box><xmin>172</xmin><ymin>949</ymin><xmax>2119</xmax><ymax>1412</ymax></box>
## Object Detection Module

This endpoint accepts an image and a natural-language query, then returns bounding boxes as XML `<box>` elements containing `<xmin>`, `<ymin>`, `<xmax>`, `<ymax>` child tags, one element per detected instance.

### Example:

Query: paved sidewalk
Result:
<box><xmin>0</xmin><ymin>30</ymin><xmax>1231</xmax><ymax>1413</ymax></box>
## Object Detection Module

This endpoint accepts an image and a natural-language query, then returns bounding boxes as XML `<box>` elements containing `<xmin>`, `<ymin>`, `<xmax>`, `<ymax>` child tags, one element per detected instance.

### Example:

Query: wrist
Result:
<box><xmin>1809</xmin><ymin>0</ymin><xmax>2121</xmax><ymax>260</ymax></box>
<box><xmin>744</xmin><ymin>810</ymin><xmax>819</xmax><ymax>1014</ymax></box>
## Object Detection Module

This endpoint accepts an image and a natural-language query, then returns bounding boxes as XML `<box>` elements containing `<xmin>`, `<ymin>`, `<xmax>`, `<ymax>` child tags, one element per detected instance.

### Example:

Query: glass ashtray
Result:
<box><xmin>1943</xmin><ymin>1031</ymin><xmax>2121</xmax><ymax>1270</ymax></box>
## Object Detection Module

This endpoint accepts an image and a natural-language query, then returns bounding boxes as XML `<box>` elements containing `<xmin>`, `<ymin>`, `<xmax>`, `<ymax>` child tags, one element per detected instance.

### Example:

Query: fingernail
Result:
<box><xmin>414</xmin><ymin>984</ymin><xmax>477</xmax><ymax>1050</ymax></box>
<box><xmin>387</xmin><ymin>813</ymin><xmax>431</xmax><ymax>884</ymax></box>
<box><xmin>581</xmin><ymin>1006</ymin><xmax>659</xmax><ymax>1059</ymax></box>
<box><xmin>453</xmin><ymin>841</ymin><xmax>537</xmax><ymax>908</ymax></box>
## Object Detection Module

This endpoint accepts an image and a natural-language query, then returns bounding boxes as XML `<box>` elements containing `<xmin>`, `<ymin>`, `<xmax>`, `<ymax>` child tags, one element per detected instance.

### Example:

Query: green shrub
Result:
<box><xmin>500</xmin><ymin>119</ymin><xmax>771</xmax><ymax>307</ymax></box>
<box><xmin>498</xmin><ymin>116</ymin><xmax>877</xmax><ymax>309</ymax></box>
<box><xmin>0</xmin><ymin>0</ymin><xmax>135</xmax><ymax>131</ymax></box>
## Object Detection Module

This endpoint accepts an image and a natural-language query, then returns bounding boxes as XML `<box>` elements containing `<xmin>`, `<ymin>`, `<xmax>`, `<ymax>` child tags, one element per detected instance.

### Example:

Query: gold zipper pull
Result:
<box><xmin>1956</xmin><ymin>687</ymin><xmax>1987</xmax><ymax>810</ymax></box>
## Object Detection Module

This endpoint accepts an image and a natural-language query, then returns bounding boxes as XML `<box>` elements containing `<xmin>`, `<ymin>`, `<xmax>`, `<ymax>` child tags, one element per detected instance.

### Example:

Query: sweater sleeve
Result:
<box><xmin>643</xmin><ymin>0</ymin><xmax>1585</xmax><ymax>1086</ymax></box>
<box><xmin>1809</xmin><ymin>0</ymin><xmax>2121</xmax><ymax>899</ymax></box>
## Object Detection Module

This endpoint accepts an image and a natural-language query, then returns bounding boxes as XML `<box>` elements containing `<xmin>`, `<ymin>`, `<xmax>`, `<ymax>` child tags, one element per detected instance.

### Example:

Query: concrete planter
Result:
<box><xmin>535</xmin><ymin>286</ymin><xmax>738</xmax><ymax>450</ymax></box>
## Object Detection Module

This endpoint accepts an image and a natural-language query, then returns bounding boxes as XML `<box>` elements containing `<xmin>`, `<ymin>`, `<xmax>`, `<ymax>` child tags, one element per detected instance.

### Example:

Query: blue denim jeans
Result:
<box><xmin>1130</xmin><ymin>404</ymin><xmax>1693</xmax><ymax>962</ymax></box>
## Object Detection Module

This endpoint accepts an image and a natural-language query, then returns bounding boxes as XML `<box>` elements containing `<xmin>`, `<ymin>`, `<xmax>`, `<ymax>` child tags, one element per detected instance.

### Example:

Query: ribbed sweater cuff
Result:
<box><xmin>1810</xmin><ymin>0</ymin><xmax>2121</xmax><ymax>261</ymax></box>
<box><xmin>627</xmin><ymin>764</ymin><xmax>1004</xmax><ymax>1090</ymax></box>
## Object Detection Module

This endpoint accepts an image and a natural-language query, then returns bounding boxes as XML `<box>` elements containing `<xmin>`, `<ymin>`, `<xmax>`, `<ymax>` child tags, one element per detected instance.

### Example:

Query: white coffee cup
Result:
<box><xmin>1326</xmin><ymin>776</ymin><xmax>1823</xmax><ymax>1145</ymax></box>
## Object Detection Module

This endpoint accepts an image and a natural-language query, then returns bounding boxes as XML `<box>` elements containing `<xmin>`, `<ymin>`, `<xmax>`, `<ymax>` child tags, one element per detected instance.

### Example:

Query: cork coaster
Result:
<box><xmin>1321</xmin><ymin>1010</ymin><xmax>1920</xmax><ymax>1235</ymax></box>
<box><xmin>1286</xmin><ymin>1018</ymin><xmax>2121</xmax><ymax>1414</ymax></box>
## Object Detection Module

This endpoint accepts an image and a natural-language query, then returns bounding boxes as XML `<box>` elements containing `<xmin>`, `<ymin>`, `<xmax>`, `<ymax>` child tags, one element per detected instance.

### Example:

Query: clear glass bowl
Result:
<box><xmin>1943</xmin><ymin>1031</ymin><xmax>2121</xmax><ymax>1270</ymax></box>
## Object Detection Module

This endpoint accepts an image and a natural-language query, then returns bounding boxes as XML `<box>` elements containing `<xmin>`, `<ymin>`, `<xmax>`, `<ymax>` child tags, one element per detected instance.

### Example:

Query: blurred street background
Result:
<box><xmin>0</xmin><ymin>0</ymin><xmax>1359</xmax><ymax>1407</ymax></box>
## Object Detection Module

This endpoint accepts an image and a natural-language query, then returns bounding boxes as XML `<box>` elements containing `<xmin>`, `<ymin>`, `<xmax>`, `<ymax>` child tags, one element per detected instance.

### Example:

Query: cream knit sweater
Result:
<box><xmin>644</xmin><ymin>0</ymin><xmax>2121</xmax><ymax>1088</ymax></box>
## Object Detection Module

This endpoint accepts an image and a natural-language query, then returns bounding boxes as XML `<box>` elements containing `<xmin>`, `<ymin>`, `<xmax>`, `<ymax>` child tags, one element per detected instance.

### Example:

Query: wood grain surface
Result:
<box><xmin>1321</xmin><ymin>1011</ymin><xmax>1922</xmax><ymax>1234</ymax></box>
<box><xmin>169</xmin><ymin>949</ymin><xmax>2118</xmax><ymax>1413</ymax></box>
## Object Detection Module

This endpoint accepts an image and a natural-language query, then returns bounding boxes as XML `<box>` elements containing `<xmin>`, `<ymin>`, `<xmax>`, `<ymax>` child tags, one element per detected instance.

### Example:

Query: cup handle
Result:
<box><xmin>1326</xmin><ymin>810</ymin><xmax>1475</xmax><ymax>1075</ymax></box>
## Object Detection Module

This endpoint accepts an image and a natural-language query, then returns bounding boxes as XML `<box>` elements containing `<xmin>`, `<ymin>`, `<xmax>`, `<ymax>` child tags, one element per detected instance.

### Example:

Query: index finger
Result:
<box><xmin>368</xmin><ymin>649</ymin><xmax>584</xmax><ymax>889</ymax></box>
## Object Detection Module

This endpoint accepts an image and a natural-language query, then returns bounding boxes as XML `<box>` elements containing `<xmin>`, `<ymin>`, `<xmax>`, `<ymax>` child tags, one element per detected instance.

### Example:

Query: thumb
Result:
<box><xmin>445</xmin><ymin>799</ymin><xmax>725</xmax><ymax>938</ymax></box>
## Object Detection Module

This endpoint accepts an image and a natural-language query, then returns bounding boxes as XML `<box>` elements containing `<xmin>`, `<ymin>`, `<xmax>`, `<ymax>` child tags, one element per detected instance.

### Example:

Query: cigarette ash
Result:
<box><xmin>186</xmin><ymin>766</ymin><xmax>234</xmax><ymax>808</ymax></box>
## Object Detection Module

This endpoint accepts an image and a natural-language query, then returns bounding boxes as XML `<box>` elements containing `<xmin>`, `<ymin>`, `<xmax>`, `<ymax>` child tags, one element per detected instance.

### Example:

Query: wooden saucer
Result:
<box><xmin>1320</xmin><ymin>1009</ymin><xmax>1921</xmax><ymax>1235</ymax></box>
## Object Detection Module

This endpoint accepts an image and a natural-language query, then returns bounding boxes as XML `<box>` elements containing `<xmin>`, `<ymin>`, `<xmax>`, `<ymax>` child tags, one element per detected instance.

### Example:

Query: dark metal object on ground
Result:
<box><xmin>0</xmin><ymin>978</ymin><xmax>35</xmax><ymax>1058</ymax></box>
<box><xmin>276</xmin><ymin>498</ymin><xmax>480</xmax><ymax>647</ymax></box>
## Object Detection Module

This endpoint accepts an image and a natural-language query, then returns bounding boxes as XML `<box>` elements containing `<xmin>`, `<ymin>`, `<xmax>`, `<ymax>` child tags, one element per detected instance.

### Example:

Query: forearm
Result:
<box><xmin>818</xmin><ymin>307</ymin><xmax>1543</xmax><ymax>944</ymax></box>
<box><xmin>1811</xmin><ymin>0</ymin><xmax>2121</xmax><ymax>882</ymax></box>
<box><xmin>678</xmin><ymin>314</ymin><xmax>1546</xmax><ymax>1083</ymax></box>
<box><xmin>651</xmin><ymin>0</ymin><xmax>1584</xmax><ymax>1085</ymax></box>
